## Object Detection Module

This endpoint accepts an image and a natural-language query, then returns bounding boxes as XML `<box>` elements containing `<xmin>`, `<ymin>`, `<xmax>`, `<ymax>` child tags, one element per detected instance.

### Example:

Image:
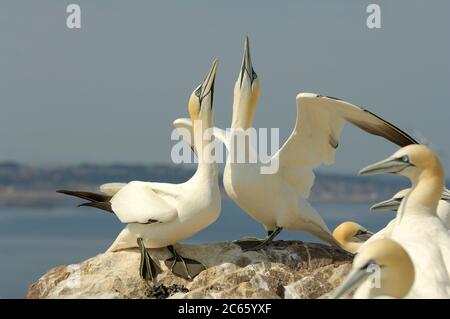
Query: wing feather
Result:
<box><xmin>110</xmin><ymin>181</ymin><xmax>177</xmax><ymax>224</ymax></box>
<box><xmin>275</xmin><ymin>93</ymin><xmax>417</xmax><ymax>195</ymax></box>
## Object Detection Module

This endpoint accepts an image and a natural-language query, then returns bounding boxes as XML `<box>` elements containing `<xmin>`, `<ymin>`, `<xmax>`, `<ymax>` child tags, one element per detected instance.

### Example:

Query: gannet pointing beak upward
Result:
<box><xmin>232</xmin><ymin>35</ymin><xmax>260</xmax><ymax>130</ymax></box>
<box><xmin>174</xmin><ymin>36</ymin><xmax>417</xmax><ymax>252</ymax></box>
<box><xmin>57</xmin><ymin>59</ymin><xmax>221</xmax><ymax>281</ymax></box>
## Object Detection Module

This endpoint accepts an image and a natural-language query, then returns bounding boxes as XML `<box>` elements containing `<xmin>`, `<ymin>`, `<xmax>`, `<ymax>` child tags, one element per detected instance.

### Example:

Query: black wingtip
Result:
<box><xmin>326</xmin><ymin>95</ymin><xmax>343</xmax><ymax>101</ymax></box>
<box><xmin>56</xmin><ymin>189</ymin><xmax>111</xmax><ymax>202</ymax></box>
<box><xmin>56</xmin><ymin>189</ymin><xmax>71</xmax><ymax>195</ymax></box>
<box><xmin>362</xmin><ymin>109</ymin><xmax>419</xmax><ymax>146</ymax></box>
<box><xmin>78</xmin><ymin>201</ymin><xmax>113</xmax><ymax>213</ymax></box>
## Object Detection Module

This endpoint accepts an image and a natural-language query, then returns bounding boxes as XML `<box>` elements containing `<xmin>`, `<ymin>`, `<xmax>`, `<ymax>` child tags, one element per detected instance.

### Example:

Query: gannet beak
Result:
<box><xmin>358</xmin><ymin>157</ymin><xmax>411</xmax><ymax>176</ymax></box>
<box><xmin>370</xmin><ymin>198</ymin><xmax>402</xmax><ymax>212</ymax></box>
<box><xmin>239</xmin><ymin>36</ymin><xmax>257</xmax><ymax>88</ymax></box>
<box><xmin>331</xmin><ymin>263</ymin><xmax>373</xmax><ymax>299</ymax></box>
<box><xmin>199</xmin><ymin>59</ymin><xmax>218</xmax><ymax>106</ymax></box>
<box><xmin>355</xmin><ymin>229</ymin><xmax>374</xmax><ymax>241</ymax></box>
<box><xmin>442</xmin><ymin>188</ymin><xmax>450</xmax><ymax>201</ymax></box>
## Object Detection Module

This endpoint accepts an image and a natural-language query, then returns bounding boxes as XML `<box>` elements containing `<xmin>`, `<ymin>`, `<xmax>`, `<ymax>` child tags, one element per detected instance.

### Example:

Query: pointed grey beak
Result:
<box><xmin>239</xmin><ymin>36</ymin><xmax>257</xmax><ymax>87</ymax></box>
<box><xmin>371</xmin><ymin>198</ymin><xmax>402</xmax><ymax>212</ymax></box>
<box><xmin>354</xmin><ymin>229</ymin><xmax>374</xmax><ymax>241</ymax></box>
<box><xmin>331</xmin><ymin>263</ymin><xmax>373</xmax><ymax>299</ymax></box>
<box><xmin>358</xmin><ymin>157</ymin><xmax>411</xmax><ymax>176</ymax></box>
<box><xmin>442</xmin><ymin>188</ymin><xmax>450</xmax><ymax>201</ymax></box>
<box><xmin>199</xmin><ymin>59</ymin><xmax>218</xmax><ymax>106</ymax></box>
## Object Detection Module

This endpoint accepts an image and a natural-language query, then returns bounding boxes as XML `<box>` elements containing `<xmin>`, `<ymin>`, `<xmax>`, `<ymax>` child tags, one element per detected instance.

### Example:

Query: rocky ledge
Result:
<box><xmin>27</xmin><ymin>241</ymin><xmax>352</xmax><ymax>299</ymax></box>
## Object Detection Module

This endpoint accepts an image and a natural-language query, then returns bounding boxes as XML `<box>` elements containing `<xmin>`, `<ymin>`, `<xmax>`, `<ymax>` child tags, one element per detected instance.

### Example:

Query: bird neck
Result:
<box><xmin>191</xmin><ymin>119</ymin><xmax>219</xmax><ymax>182</ymax></box>
<box><xmin>403</xmin><ymin>162</ymin><xmax>445</xmax><ymax>216</ymax></box>
<box><xmin>231</xmin><ymin>96</ymin><xmax>255</xmax><ymax>130</ymax></box>
<box><xmin>226</xmin><ymin>129</ymin><xmax>259</xmax><ymax>166</ymax></box>
<box><xmin>194</xmin><ymin>161</ymin><xmax>219</xmax><ymax>184</ymax></box>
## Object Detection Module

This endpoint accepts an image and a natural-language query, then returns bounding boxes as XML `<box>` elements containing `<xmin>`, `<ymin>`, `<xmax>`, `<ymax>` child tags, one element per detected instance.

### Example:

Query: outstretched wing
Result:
<box><xmin>274</xmin><ymin>93</ymin><xmax>417</xmax><ymax>196</ymax></box>
<box><xmin>110</xmin><ymin>181</ymin><xmax>178</xmax><ymax>224</ymax></box>
<box><xmin>173</xmin><ymin>118</ymin><xmax>230</xmax><ymax>151</ymax></box>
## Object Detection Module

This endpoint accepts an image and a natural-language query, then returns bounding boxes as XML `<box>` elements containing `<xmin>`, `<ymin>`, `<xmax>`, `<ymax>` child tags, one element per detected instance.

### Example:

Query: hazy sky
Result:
<box><xmin>1</xmin><ymin>0</ymin><xmax>449</xmax><ymax>174</ymax></box>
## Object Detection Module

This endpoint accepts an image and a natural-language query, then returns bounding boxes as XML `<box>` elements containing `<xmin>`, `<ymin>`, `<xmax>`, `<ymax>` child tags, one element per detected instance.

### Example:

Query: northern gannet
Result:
<box><xmin>359</xmin><ymin>144</ymin><xmax>450</xmax><ymax>298</ymax></box>
<box><xmin>175</xmin><ymin>37</ymin><xmax>417</xmax><ymax>250</ymax></box>
<box><xmin>356</xmin><ymin>188</ymin><xmax>450</xmax><ymax>252</ymax></box>
<box><xmin>371</xmin><ymin>188</ymin><xmax>450</xmax><ymax>228</ymax></box>
<box><xmin>332</xmin><ymin>221</ymin><xmax>373</xmax><ymax>254</ymax></box>
<box><xmin>57</xmin><ymin>60</ymin><xmax>221</xmax><ymax>281</ymax></box>
<box><xmin>332</xmin><ymin>239</ymin><xmax>414</xmax><ymax>299</ymax></box>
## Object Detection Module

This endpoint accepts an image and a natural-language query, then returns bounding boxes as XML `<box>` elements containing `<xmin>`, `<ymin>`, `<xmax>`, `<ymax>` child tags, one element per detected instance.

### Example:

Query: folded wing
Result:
<box><xmin>111</xmin><ymin>181</ymin><xmax>178</xmax><ymax>224</ymax></box>
<box><xmin>100</xmin><ymin>183</ymin><xmax>126</xmax><ymax>196</ymax></box>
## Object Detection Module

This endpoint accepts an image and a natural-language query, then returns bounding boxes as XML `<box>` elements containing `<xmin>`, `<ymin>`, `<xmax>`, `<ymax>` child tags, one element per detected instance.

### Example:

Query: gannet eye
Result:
<box><xmin>195</xmin><ymin>87</ymin><xmax>202</xmax><ymax>98</ymax></box>
<box><xmin>401</xmin><ymin>155</ymin><xmax>410</xmax><ymax>163</ymax></box>
<box><xmin>252</xmin><ymin>70</ymin><xmax>258</xmax><ymax>80</ymax></box>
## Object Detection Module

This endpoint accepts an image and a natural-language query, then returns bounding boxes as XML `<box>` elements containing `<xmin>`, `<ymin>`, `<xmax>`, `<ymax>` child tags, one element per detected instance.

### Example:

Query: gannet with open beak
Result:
<box><xmin>57</xmin><ymin>60</ymin><xmax>221</xmax><ymax>281</ymax></box>
<box><xmin>332</xmin><ymin>221</ymin><xmax>374</xmax><ymax>254</ymax></box>
<box><xmin>332</xmin><ymin>239</ymin><xmax>414</xmax><ymax>299</ymax></box>
<box><xmin>371</xmin><ymin>188</ymin><xmax>450</xmax><ymax>228</ymax></box>
<box><xmin>359</xmin><ymin>144</ymin><xmax>450</xmax><ymax>298</ymax></box>
<box><xmin>175</xmin><ymin>37</ymin><xmax>417</xmax><ymax>250</ymax></box>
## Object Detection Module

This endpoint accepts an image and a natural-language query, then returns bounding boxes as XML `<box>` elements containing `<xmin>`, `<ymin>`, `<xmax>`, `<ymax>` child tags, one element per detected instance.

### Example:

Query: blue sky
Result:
<box><xmin>1</xmin><ymin>0</ymin><xmax>449</xmax><ymax>174</ymax></box>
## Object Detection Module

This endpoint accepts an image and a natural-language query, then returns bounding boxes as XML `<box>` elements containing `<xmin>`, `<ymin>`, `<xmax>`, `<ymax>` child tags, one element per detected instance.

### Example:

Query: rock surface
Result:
<box><xmin>27</xmin><ymin>241</ymin><xmax>352</xmax><ymax>299</ymax></box>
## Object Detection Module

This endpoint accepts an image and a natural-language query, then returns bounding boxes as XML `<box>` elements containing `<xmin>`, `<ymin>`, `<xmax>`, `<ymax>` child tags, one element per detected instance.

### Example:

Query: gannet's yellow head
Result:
<box><xmin>370</xmin><ymin>188</ymin><xmax>411</xmax><ymax>212</ymax></box>
<box><xmin>231</xmin><ymin>36</ymin><xmax>260</xmax><ymax>129</ymax></box>
<box><xmin>372</xmin><ymin>186</ymin><xmax>450</xmax><ymax>212</ymax></box>
<box><xmin>333</xmin><ymin>222</ymin><xmax>373</xmax><ymax>253</ymax></box>
<box><xmin>359</xmin><ymin>145</ymin><xmax>444</xmax><ymax>181</ymax></box>
<box><xmin>188</xmin><ymin>59</ymin><xmax>218</xmax><ymax>127</ymax></box>
<box><xmin>332</xmin><ymin>239</ymin><xmax>414</xmax><ymax>299</ymax></box>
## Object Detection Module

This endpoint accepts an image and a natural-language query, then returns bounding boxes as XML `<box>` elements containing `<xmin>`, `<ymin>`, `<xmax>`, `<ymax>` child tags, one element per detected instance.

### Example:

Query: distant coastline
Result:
<box><xmin>0</xmin><ymin>162</ymin><xmax>416</xmax><ymax>208</ymax></box>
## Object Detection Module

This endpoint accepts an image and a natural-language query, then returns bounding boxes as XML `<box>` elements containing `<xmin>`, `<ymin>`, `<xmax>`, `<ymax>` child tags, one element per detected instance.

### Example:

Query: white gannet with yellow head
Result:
<box><xmin>332</xmin><ymin>239</ymin><xmax>414</xmax><ymax>299</ymax></box>
<box><xmin>371</xmin><ymin>187</ymin><xmax>450</xmax><ymax>228</ymax></box>
<box><xmin>57</xmin><ymin>60</ymin><xmax>221</xmax><ymax>281</ymax></box>
<box><xmin>174</xmin><ymin>37</ymin><xmax>417</xmax><ymax>251</ymax></box>
<box><xmin>359</xmin><ymin>144</ymin><xmax>450</xmax><ymax>298</ymax></box>
<box><xmin>332</xmin><ymin>221</ymin><xmax>374</xmax><ymax>254</ymax></box>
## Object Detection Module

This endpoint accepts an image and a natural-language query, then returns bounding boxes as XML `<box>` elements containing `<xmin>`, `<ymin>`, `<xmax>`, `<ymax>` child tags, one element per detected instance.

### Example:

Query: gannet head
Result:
<box><xmin>372</xmin><ymin>186</ymin><xmax>450</xmax><ymax>212</ymax></box>
<box><xmin>188</xmin><ymin>58</ymin><xmax>218</xmax><ymax>128</ymax></box>
<box><xmin>358</xmin><ymin>145</ymin><xmax>443</xmax><ymax>181</ymax></box>
<box><xmin>331</xmin><ymin>239</ymin><xmax>414</xmax><ymax>299</ymax></box>
<box><xmin>370</xmin><ymin>188</ymin><xmax>411</xmax><ymax>212</ymax></box>
<box><xmin>231</xmin><ymin>36</ymin><xmax>260</xmax><ymax>129</ymax></box>
<box><xmin>333</xmin><ymin>222</ymin><xmax>374</xmax><ymax>254</ymax></box>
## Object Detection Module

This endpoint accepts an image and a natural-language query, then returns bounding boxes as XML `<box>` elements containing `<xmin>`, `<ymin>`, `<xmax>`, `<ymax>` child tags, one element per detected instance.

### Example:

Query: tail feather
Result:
<box><xmin>57</xmin><ymin>189</ymin><xmax>113</xmax><ymax>214</ymax></box>
<box><xmin>78</xmin><ymin>201</ymin><xmax>113</xmax><ymax>213</ymax></box>
<box><xmin>56</xmin><ymin>190</ymin><xmax>111</xmax><ymax>202</ymax></box>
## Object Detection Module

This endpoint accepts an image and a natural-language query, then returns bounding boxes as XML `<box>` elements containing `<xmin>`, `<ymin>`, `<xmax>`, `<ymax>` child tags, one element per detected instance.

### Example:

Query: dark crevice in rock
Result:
<box><xmin>146</xmin><ymin>284</ymin><xmax>189</xmax><ymax>299</ymax></box>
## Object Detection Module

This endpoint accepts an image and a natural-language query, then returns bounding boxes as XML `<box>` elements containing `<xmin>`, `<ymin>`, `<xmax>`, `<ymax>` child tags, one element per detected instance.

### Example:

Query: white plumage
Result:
<box><xmin>58</xmin><ymin>59</ymin><xmax>221</xmax><ymax>280</ymax></box>
<box><xmin>175</xmin><ymin>37</ymin><xmax>417</xmax><ymax>249</ymax></box>
<box><xmin>359</xmin><ymin>144</ymin><xmax>450</xmax><ymax>298</ymax></box>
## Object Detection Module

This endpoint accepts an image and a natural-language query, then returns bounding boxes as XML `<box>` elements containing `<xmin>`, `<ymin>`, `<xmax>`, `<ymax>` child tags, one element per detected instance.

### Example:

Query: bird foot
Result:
<box><xmin>137</xmin><ymin>238</ymin><xmax>162</xmax><ymax>282</ymax></box>
<box><xmin>165</xmin><ymin>247</ymin><xmax>206</xmax><ymax>280</ymax></box>
<box><xmin>234</xmin><ymin>227</ymin><xmax>283</xmax><ymax>252</ymax></box>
